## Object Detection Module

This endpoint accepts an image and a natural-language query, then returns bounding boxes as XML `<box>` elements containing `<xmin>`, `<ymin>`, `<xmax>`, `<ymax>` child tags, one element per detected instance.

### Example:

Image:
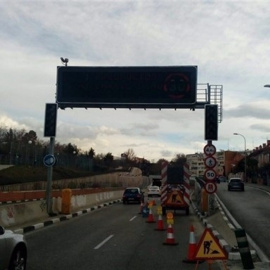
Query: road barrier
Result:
<box><xmin>234</xmin><ymin>228</ymin><xmax>254</xmax><ymax>269</ymax></box>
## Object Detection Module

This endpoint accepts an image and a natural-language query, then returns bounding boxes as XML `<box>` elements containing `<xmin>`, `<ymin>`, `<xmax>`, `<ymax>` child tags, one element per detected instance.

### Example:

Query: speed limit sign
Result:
<box><xmin>204</xmin><ymin>144</ymin><xmax>216</xmax><ymax>156</ymax></box>
<box><xmin>204</xmin><ymin>169</ymin><xmax>216</xmax><ymax>181</ymax></box>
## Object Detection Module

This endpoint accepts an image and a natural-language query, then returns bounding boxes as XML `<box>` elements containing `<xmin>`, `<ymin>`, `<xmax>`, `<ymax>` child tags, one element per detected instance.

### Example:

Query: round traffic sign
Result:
<box><xmin>43</xmin><ymin>154</ymin><xmax>56</xmax><ymax>167</ymax></box>
<box><xmin>203</xmin><ymin>144</ymin><xmax>216</xmax><ymax>156</ymax></box>
<box><xmin>204</xmin><ymin>169</ymin><xmax>216</xmax><ymax>181</ymax></box>
<box><xmin>204</xmin><ymin>156</ymin><xmax>217</xmax><ymax>168</ymax></box>
<box><xmin>205</xmin><ymin>182</ymin><xmax>217</xmax><ymax>194</ymax></box>
<box><xmin>167</xmin><ymin>212</ymin><xmax>173</xmax><ymax>220</ymax></box>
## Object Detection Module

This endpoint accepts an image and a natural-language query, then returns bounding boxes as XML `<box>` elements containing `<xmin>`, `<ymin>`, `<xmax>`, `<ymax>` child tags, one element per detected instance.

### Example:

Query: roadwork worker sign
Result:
<box><xmin>194</xmin><ymin>228</ymin><xmax>228</xmax><ymax>260</ymax></box>
<box><xmin>166</xmin><ymin>191</ymin><xmax>185</xmax><ymax>206</ymax></box>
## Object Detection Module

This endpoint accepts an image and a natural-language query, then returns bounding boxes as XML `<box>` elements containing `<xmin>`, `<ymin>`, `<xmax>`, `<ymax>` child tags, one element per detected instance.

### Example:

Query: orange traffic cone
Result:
<box><xmin>163</xmin><ymin>224</ymin><xmax>178</xmax><ymax>245</ymax></box>
<box><xmin>146</xmin><ymin>208</ymin><xmax>156</xmax><ymax>223</ymax></box>
<box><xmin>155</xmin><ymin>214</ymin><xmax>166</xmax><ymax>231</ymax></box>
<box><xmin>183</xmin><ymin>225</ymin><xmax>201</xmax><ymax>263</ymax></box>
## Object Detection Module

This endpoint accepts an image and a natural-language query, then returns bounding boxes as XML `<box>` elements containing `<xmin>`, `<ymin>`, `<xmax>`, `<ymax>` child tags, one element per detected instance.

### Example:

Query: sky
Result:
<box><xmin>1</xmin><ymin>0</ymin><xmax>270</xmax><ymax>162</ymax></box>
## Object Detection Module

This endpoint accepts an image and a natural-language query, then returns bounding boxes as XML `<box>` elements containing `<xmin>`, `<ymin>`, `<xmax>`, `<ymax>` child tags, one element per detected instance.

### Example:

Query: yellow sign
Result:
<box><xmin>194</xmin><ymin>228</ymin><xmax>228</xmax><ymax>260</ymax></box>
<box><xmin>167</xmin><ymin>191</ymin><xmax>185</xmax><ymax>206</ymax></box>
<box><xmin>167</xmin><ymin>218</ymin><xmax>174</xmax><ymax>225</ymax></box>
<box><xmin>157</xmin><ymin>206</ymin><xmax>162</xmax><ymax>215</ymax></box>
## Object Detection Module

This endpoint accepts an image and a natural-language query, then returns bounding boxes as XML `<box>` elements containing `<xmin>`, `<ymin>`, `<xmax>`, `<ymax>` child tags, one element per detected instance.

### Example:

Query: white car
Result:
<box><xmin>0</xmin><ymin>226</ymin><xmax>27</xmax><ymax>270</ymax></box>
<box><xmin>147</xmin><ymin>185</ymin><xmax>161</xmax><ymax>197</ymax></box>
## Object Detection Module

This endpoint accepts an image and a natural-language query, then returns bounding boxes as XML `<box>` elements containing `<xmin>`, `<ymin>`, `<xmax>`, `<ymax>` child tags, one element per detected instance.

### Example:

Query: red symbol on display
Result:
<box><xmin>163</xmin><ymin>73</ymin><xmax>190</xmax><ymax>99</ymax></box>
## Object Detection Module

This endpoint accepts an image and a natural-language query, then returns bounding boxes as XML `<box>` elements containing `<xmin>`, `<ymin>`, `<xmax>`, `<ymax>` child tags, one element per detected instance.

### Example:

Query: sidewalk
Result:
<box><xmin>0</xmin><ymin>165</ymin><xmax>13</xmax><ymax>170</ymax></box>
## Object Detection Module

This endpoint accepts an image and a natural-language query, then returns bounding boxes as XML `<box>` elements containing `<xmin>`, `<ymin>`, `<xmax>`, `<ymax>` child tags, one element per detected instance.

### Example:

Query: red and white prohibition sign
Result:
<box><xmin>205</xmin><ymin>182</ymin><xmax>217</xmax><ymax>194</ymax></box>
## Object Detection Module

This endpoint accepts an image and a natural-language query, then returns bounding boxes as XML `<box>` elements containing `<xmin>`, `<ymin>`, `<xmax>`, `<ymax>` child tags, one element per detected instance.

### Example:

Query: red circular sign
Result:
<box><xmin>163</xmin><ymin>73</ymin><xmax>190</xmax><ymax>100</ymax></box>
<box><xmin>204</xmin><ymin>169</ymin><xmax>216</xmax><ymax>181</ymax></box>
<box><xmin>203</xmin><ymin>144</ymin><xmax>216</xmax><ymax>156</ymax></box>
<box><xmin>205</xmin><ymin>182</ymin><xmax>217</xmax><ymax>194</ymax></box>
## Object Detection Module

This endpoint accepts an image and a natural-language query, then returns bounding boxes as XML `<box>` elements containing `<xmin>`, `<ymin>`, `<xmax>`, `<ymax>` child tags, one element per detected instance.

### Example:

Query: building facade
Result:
<box><xmin>186</xmin><ymin>150</ymin><xmax>243</xmax><ymax>179</ymax></box>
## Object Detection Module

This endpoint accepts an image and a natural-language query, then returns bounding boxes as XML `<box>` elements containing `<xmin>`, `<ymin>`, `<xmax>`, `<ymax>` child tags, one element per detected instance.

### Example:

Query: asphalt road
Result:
<box><xmin>217</xmin><ymin>182</ymin><xmax>270</xmax><ymax>260</ymax></box>
<box><xmin>25</xmin><ymin>200</ymin><xmax>221</xmax><ymax>270</ymax></box>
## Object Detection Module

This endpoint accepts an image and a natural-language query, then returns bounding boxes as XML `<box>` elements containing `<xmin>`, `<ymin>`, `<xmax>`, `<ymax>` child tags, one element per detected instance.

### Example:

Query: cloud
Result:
<box><xmin>250</xmin><ymin>124</ymin><xmax>270</xmax><ymax>133</ymax></box>
<box><xmin>224</xmin><ymin>102</ymin><xmax>270</xmax><ymax>120</ymax></box>
<box><xmin>1</xmin><ymin>1</ymin><xmax>270</xmax><ymax>161</ymax></box>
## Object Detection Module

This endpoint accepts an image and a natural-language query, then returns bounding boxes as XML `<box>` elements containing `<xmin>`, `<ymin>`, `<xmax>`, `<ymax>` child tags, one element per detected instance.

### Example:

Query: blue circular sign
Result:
<box><xmin>43</xmin><ymin>154</ymin><xmax>56</xmax><ymax>167</ymax></box>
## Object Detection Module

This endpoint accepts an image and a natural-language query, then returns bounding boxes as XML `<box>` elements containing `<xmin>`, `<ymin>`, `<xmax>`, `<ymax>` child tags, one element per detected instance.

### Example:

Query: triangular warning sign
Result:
<box><xmin>194</xmin><ymin>228</ymin><xmax>228</xmax><ymax>260</ymax></box>
<box><xmin>167</xmin><ymin>191</ymin><xmax>185</xmax><ymax>206</ymax></box>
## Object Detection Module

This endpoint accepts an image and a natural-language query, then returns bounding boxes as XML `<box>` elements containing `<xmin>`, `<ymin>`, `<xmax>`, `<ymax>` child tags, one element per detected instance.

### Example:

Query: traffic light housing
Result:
<box><xmin>44</xmin><ymin>103</ymin><xmax>57</xmax><ymax>137</ymax></box>
<box><xmin>205</xmin><ymin>104</ymin><xmax>218</xmax><ymax>141</ymax></box>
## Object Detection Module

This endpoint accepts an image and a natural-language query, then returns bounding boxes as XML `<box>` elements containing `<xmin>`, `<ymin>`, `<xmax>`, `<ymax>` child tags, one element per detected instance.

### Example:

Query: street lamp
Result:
<box><xmin>264</xmin><ymin>85</ymin><xmax>270</xmax><ymax>88</ymax></box>
<box><xmin>233</xmin><ymin>133</ymin><xmax>247</xmax><ymax>182</ymax></box>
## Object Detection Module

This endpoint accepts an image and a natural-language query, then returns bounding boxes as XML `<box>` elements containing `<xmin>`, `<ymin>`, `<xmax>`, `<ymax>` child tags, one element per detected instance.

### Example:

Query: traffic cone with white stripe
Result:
<box><xmin>183</xmin><ymin>225</ymin><xmax>199</xmax><ymax>263</ymax></box>
<box><xmin>163</xmin><ymin>224</ymin><xmax>178</xmax><ymax>245</ymax></box>
<box><xmin>155</xmin><ymin>214</ymin><xmax>166</xmax><ymax>231</ymax></box>
<box><xmin>146</xmin><ymin>207</ymin><xmax>156</xmax><ymax>223</ymax></box>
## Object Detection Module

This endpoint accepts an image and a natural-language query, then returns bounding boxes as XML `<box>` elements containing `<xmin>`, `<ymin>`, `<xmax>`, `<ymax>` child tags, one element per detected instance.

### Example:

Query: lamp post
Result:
<box><xmin>264</xmin><ymin>85</ymin><xmax>270</xmax><ymax>88</ymax></box>
<box><xmin>233</xmin><ymin>133</ymin><xmax>247</xmax><ymax>182</ymax></box>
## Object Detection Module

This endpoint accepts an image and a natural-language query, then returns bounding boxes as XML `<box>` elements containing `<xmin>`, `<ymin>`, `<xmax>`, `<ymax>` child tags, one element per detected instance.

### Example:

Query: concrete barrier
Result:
<box><xmin>0</xmin><ymin>189</ymin><xmax>124</xmax><ymax>229</ymax></box>
<box><xmin>0</xmin><ymin>167</ymin><xmax>148</xmax><ymax>229</ymax></box>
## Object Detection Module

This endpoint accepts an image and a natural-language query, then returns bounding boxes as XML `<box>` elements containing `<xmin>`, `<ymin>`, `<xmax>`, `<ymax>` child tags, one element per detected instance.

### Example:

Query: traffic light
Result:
<box><xmin>205</xmin><ymin>104</ymin><xmax>218</xmax><ymax>141</ymax></box>
<box><xmin>44</xmin><ymin>103</ymin><xmax>57</xmax><ymax>137</ymax></box>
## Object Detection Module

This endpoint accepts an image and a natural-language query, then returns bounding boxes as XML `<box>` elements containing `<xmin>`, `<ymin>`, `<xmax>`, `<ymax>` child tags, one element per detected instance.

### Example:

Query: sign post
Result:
<box><xmin>45</xmin><ymin>137</ymin><xmax>55</xmax><ymax>215</ymax></box>
<box><xmin>203</xmin><ymin>141</ymin><xmax>218</xmax><ymax>215</ymax></box>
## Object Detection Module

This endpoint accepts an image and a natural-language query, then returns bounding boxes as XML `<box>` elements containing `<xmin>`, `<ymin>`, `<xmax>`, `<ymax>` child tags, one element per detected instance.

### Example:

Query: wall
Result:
<box><xmin>0</xmin><ymin>168</ymin><xmax>144</xmax><ymax>192</ymax></box>
<box><xmin>0</xmin><ymin>167</ymin><xmax>148</xmax><ymax>229</ymax></box>
<box><xmin>0</xmin><ymin>189</ymin><xmax>124</xmax><ymax>229</ymax></box>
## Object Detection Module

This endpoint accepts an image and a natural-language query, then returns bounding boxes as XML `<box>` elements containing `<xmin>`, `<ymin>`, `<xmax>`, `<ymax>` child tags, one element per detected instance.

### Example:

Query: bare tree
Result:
<box><xmin>125</xmin><ymin>148</ymin><xmax>136</xmax><ymax>161</ymax></box>
<box><xmin>171</xmin><ymin>153</ymin><xmax>186</xmax><ymax>165</ymax></box>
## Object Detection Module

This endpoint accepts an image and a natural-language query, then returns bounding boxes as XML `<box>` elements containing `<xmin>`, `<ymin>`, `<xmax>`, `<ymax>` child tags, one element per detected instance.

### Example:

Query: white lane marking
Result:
<box><xmin>129</xmin><ymin>216</ymin><xmax>137</xmax><ymax>222</ymax></box>
<box><xmin>94</xmin><ymin>235</ymin><xmax>114</xmax><ymax>249</ymax></box>
<box><xmin>251</xmin><ymin>186</ymin><xmax>270</xmax><ymax>196</ymax></box>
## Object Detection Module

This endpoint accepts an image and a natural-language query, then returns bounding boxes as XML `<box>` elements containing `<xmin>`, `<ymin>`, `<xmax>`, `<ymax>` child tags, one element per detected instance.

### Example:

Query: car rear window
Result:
<box><xmin>230</xmin><ymin>179</ymin><xmax>241</xmax><ymax>183</ymax></box>
<box><xmin>149</xmin><ymin>186</ymin><xmax>159</xmax><ymax>190</ymax></box>
<box><xmin>124</xmin><ymin>189</ymin><xmax>139</xmax><ymax>194</ymax></box>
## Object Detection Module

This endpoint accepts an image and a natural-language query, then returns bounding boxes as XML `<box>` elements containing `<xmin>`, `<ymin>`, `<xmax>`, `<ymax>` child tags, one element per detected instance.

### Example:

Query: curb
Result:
<box><xmin>13</xmin><ymin>199</ymin><xmax>122</xmax><ymax>234</ymax></box>
<box><xmin>0</xmin><ymin>198</ymin><xmax>44</xmax><ymax>205</ymax></box>
<box><xmin>214</xmin><ymin>198</ymin><xmax>257</xmax><ymax>261</ymax></box>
